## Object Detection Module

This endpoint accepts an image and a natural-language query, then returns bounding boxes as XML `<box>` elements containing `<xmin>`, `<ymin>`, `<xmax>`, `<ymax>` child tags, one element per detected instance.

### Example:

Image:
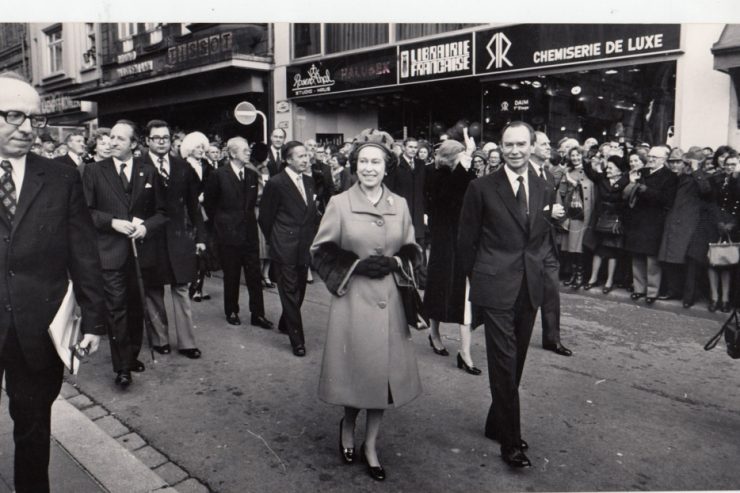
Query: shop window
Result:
<box><xmin>118</xmin><ymin>23</ymin><xmax>138</xmax><ymax>40</ymax></box>
<box><xmin>395</xmin><ymin>23</ymin><xmax>482</xmax><ymax>42</ymax></box>
<box><xmin>293</xmin><ymin>23</ymin><xmax>321</xmax><ymax>58</ymax></box>
<box><xmin>480</xmin><ymin>61</ymin><xmax>677</xmax><ymax>147</ymax></box>
<box><xmin>145</xmin><ymin>22</ymin><xmax>162</xmax><ymax>44</ymax></box>
<box><xmin>82</xmin><ymin>23</ymin><xmax>96</xmax><ymax>68</ymax></box>
<box><xmin>45</xmin><ymin>26</ymin><xmax>63</xmax><ymax>75</ymax></box>
<box><xmin>325</xmin><ymin>23</ymin><xmax>389</xmax><ymax>54</ymax></box>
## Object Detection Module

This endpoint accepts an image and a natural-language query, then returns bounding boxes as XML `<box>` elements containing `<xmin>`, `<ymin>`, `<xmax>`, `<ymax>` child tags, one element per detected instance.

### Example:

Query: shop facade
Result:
<box><xmin>77</xmin><ymin>23</ymin><xmax>272</xmax><ymax>144</ymax></box>
<box><xmin>277</xmin><ymin>23</ymin><xmax>733</xmax><ymax>150</ymax></box>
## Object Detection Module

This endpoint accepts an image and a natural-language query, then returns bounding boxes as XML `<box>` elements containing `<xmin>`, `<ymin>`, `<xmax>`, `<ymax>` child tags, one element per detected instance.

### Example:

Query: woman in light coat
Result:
<box><xmin>311</xmin><ymin>130</ymin><xmax>422</xmax><ymax>482</ymax></box>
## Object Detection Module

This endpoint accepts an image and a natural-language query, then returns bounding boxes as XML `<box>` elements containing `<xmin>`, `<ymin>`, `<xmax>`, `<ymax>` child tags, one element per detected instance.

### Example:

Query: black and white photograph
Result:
<box><xmin>0</xmin><ymin>1</ymin><xmax>739</xmax><ymax>491</ymax></box>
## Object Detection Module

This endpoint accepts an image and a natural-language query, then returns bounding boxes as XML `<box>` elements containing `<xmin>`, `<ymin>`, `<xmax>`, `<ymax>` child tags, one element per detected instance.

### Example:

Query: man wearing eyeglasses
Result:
<box><xmin>0</xmin><ymin>72</ymin><xmax>106</xmax><ymax>493</ymax></box>
<box><xmin>624</xmin><ymin>145</ymin><xmax>678</xmax><ymax>305</ymax></box>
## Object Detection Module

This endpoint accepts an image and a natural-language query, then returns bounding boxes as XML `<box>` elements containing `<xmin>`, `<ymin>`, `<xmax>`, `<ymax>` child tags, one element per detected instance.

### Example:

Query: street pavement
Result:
<box><xmin>3</xmin><ymin>277</ymin><xmax>739</xmax><ymax>492</ymax></box>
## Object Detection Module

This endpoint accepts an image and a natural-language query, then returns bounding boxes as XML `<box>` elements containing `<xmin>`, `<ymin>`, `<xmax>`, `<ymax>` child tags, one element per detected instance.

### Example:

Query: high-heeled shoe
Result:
<box><xmin>428</xmin><ymin>335</ymin><xmax>449</xmax><ymax>356</ymax></box>
<box><xmin>360</xmin><ymin>443</ymin><xmax>385</xmax><ymax>481</ymax></box>
<box><xmin>457</xmin><ymin>353</ymin><xmax>482</xmax><ymax>375</ymax></box>
<box><xmin>602</xmin><ymin>285</ymin><xmax>613</xmax><ymax>294</ymax></box>
<box><xmin>338</xmin><ymin>418</ymin><xmax>355</xmax><ymax>464</ymax></box>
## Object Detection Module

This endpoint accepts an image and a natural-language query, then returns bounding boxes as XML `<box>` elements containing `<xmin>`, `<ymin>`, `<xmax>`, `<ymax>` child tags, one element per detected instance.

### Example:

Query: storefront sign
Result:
<box><xmin>286</xmin><ymin>48</ymin><xmax>397</xmax><ymax>98</ymax></box>
<box><xmin>399</xmin><ymin>33</ymin><xmax>474</xmax><ymax>84</ymax></box>
<box><xmin>275</xmin><ymin>100</ymin><xmax>291</xmax><ymax>113</ymax></box>
<box><xmin>476</xmin><ymin>24</ymin><xmax>681</xmax><ymax>75</ymax></box>
<box><xmin>40</xmin><ymin>93</ymin><xmax>81</xmax><ymax>115</ymax></box>
<box><xmin>166</xmin><ymin>32</ymin><xmax>233</xmax><ymax>67</ymax></box>
<box><xmin>116</xmin><ymin>60</ymin><xmax>154</xmax><ymax>78</ymax></box>
<box><xmin>277</xmin><ymin>120</ymin><xmax>290</xmax><ymax>129</ymax></box>
<box><xmin>117</xmin><ymin>51</ymin><xmax>137</xmax><ymax>64</ymax></box>
<box><xmin>499</xmin><ymin>99</ymin><xmax>531</xmax><ymax>112</ymax></box>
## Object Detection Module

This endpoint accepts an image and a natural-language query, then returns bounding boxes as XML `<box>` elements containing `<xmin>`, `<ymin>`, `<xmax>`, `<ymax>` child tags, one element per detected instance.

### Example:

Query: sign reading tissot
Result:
<box><xmin>398</xmin><ymin>33</ymin><xmax>473</xmax><ymax>84</ymax></box>
<box><xmin>286</xmin><ymin>48</ymin><xmax>397</xmax><ymax>97</ymax></box>
<box><xmin>475</xmin><ymin>24</ymin><xmax>681</xmax><ymax>76</ymax></box>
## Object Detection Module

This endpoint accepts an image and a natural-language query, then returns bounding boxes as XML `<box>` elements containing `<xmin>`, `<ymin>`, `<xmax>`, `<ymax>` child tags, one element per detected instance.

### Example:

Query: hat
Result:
<box><xmin>471</xmin><ymin>150</ymin><xmax>488</xmax><ymax>162</ymax></box>
<box><xmin>682</xmin><ymin>147</ymin><xmax>705</xmax><ymax>162</ymax></box>
<box><xmin>667</xmin><ymin>147</ymin><xmax>684</xmax><ymax>162</ymax></box>
<box><xmin>348</xmin><ymin>128</ymin><xmax>396</xmax><ymax>167</ymax></box>
<box><xmin>250</xmin><ymin>142</ymin><xmax>269</xmax><ymax>163</ymax></box>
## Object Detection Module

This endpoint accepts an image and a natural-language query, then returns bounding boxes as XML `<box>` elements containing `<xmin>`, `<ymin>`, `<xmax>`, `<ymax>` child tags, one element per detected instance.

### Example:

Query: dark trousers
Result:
<box><xmin>219</xmin><ymin>244</ymin><xmax>264</xmax><ymax>318</ymax></box>
<box><xmin>662</xmin><ymin>259</ymin><xmax>702</xmax><ymax>304</ymax></box>
<box><xmin>0</xmin><ymin>327</ymin><xmax>63</xmax><ymax>493</ymax></box>
<box><xmin>273</xmin><ymin>262</ymin><xmax>308</xmax><ymax>349</ymax></box>
<box><xmin>541</xmin><ymin>247</ymin><xmax>561</xmax><ymax>347</ymax></box>
<box><xmin>483</xmin><ymin>278</ymin><xmax>538</xmax><ymax>450</ymax></box>
<box><xmin>101</xmin><ymin>259</ymin><xmax>143</xmax><ymax>372</ymax></box>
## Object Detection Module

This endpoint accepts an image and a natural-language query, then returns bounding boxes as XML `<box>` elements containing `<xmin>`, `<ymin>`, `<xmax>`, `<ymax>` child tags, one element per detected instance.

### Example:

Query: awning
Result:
<box><xmin>712</xmin><ymin>24</ymin><xmax>740</xmax><ymax>73</ymax></box>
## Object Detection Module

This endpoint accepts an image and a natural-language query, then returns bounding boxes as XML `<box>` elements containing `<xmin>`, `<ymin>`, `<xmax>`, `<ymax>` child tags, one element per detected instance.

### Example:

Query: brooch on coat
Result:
<box><xmin>387</xmin><ymin>196</ymin><xmax>394</xmax><ymax>206</ymax></box>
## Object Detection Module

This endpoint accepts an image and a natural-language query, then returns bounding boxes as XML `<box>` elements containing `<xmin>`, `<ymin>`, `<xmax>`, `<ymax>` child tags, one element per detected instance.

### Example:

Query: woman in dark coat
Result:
<box><xmin>422</xmin><ymin>139</ymin><xmax>481</xmax><ymax>374</ymax></box>
<box><xmin>582</xmin><ymin>155</ymin><xmax>629</xmax><ymax>293</ymax></box>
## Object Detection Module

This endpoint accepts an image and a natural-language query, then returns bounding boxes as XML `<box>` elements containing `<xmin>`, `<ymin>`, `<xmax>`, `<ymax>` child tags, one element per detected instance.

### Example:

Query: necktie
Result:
<box><xmin>238</xmin><ymin>169</ymin><xmax>244</xmax><ymax>182</ymax></box>
<box><xmin>296</xmin><ymin>175</ymin><xmax>307</xmax><ymax>204</ymax></box>
<box><xmin>119</xmin><ymin>162</ymin><xmax>131</xmax><ymax>193</ymax></box>
<box><xmin>516</xmin><ymin>176</ymin><xmax>528</xmax><ymax>217</ymax></box>
<box><xmin>158</xmin><ymin>157</ymin><xmax>169</xmax><ymax>187</ymax></box>
<box><xmin>0</xmin><ymin>160</ymin><xmax>17</xmax><ymax>223</ymax></box>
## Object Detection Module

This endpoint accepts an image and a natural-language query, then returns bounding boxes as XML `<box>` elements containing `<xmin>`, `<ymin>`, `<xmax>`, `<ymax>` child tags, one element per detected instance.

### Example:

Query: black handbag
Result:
<box><xmin>566</xmin><ymin>183</ymin><xmax>585</xmax><ymax>220</ymax></box>
<box><xmin>394</xmin><ymin>258</ymin><xmax>429</xmax><ymax>330</ymax></box>
<box><xmin>594</xmin><ymin>212</ymin><xmax>623</xmax><ymax>235</ymax></box>
<box><xmin>704</xmin><ymin>309</ymin><xmax>740</xmax><ymax>359</ymax></box>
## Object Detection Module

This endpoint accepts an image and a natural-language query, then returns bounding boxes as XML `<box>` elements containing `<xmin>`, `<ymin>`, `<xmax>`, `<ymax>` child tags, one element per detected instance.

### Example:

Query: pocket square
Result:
<box><xmin>145</xmin><ymin>183</ymin><xmax>153</xmax><ymax>189</ymax></box>
<box><xmin>543</xmin><ymin>205</ymin><xmax>550</xmax><ymax>211</ymax></box>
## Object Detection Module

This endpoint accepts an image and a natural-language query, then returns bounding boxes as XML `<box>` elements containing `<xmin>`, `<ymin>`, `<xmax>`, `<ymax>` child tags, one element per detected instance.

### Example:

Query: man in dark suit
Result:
<box><xmin>266</xmin><ymin>128</ymin><xmax>286</xmax><ymax>176</ymax></box>
<box><xmin>458</xmin><ymin>121</ymin><xmax>564</xmax><ymax>468</ymax></box>
<box><xmin>83</xmin><ymin>120</ymin><xmax>168</xmax><ymax>388</ymax></box>
<box><xmin>530</xmin><ymin>131</ymin><xmax>572</xmax><ymax>357</ymax></box>
<box><xmin>204</xmin><ymin>137</ymin><xmax>273</xmax><ymax>329</ymax></box>
<box><xmin>142</xmin><ymin>120</ymin><xmax>206</xmax><ymax>359</ymax></box>
<box><xmin>385</xmin><ymin>137</ymin><xmax>426</xmax><ymax>246</ymax></box>
<box><xmin>0</xmin><ymin>73</ymin><xmax>106</xmax><ymax>493</ymax></box>
<box><xmin>56</xmin><ymin>130</ymin><xmax>88</xmax><ymax>174</ymax></box>
<box><xmin>259</xmin><ymin>141</ymin><xmax>317</xmax><ymax>357</ymax></box>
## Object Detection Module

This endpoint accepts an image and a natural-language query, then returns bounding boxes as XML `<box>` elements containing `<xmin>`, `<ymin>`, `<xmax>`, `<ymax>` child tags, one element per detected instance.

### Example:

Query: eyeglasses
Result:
<box><xmin>148</xmin><ymin>135</ymin><xmax>171</xmax><ymax>143</ymax></box>
<box><xmin>0</xmin><ymin>110</ymin><xmax>47</xmax><ymax>128</ymax></box>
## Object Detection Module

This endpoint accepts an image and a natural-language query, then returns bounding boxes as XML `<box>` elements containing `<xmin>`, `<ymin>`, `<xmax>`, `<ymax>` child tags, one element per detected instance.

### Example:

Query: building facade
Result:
<box><xmin>0</xmin><ymin>23</ymin><xmax>31</xmax><ymax>81</ymax></box>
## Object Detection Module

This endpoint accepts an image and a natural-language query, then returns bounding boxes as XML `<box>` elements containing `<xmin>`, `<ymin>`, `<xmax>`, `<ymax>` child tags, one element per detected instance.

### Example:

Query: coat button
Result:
<box><xmin>5</xmin><ymin>305</ymin><xmax>11</xmax><ymax>312</ymax></box>
<box><xmin>8</xmin><ymin>270</ymin><xmax>14</xmax><ymax>277</ymax></box>
<box><xmin>378</xmin><ymin>301</ymin><xmax>387</xmax><ymax>309</ymax></box>
<box><xmin>375</xmin><ymin>219</ymin><xmax>384</xmax><ymax>226</ymax></box>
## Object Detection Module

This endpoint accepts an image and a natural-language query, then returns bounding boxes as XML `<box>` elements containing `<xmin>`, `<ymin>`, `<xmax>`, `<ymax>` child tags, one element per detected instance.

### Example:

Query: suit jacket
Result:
<box><xmin>0</xmin><ymin>154</ymin><xmax>106</xmax><ymax>371</ymax></box>
<box><xmin>203</xmin><ymin>163</ymin><xmax>260</xmax><ymax>248</ymax></box>
<box><xmin>144</xmin><ymin>154</ymin><xmax>206</xmax><ymax>283</ymax></box>
<box><xmin>258</xmin><ymin>170</ymin><xmax>318</xmax><ymax>266</ymax></box>
<box><xmin>384</xmin><ymin>156</ymin><xmax>426</xmax><ymax>239</ymax></box>
<box><xmin>56</xmin><ymin>153</ymin><xmax>88</xmax><ymax>176</ymax></box>
<box><xmin>624</xmin><ymin>165</ymin><xmax>678</xmax><ymax>256</ymax></box>
<box><xmin>266</xmin><ymin>146</ymin><xmax>283</xmax><ymax>177</ymax></box>
<box><xmin>458</xmin><ymin>167</ymin><xmax>551</xmax><ymax>311</ymax></box>
<box><xmin>82</xmin><ymin>157</ymin><xmax>168</xmax><ymax>270</ymax></box>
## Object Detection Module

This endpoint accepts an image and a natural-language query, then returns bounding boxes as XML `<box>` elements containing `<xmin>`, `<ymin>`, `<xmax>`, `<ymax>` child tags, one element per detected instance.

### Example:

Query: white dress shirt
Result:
<box><xmin>285</xmin><ymin>166</ymin><xmax>307</xmax><ymax>203</ymax></box>
<box><xmin>113</xmin><ymin>157</ymin><xmax>133</xmax><ymax>182</ymax></box>
<box><xmin>504</xmin><ymin>164</ymin><xmax>529</xmax><ymax>210</ymax></box>
<box><xmin>0</xmin><ymin>155</ymin><xmax>27</xmax><ymax>199</ymax></box>
<box><xmin>150</xmin><ymin>152</ymin><xmax>169</xmax><ymax>175</ymax></box>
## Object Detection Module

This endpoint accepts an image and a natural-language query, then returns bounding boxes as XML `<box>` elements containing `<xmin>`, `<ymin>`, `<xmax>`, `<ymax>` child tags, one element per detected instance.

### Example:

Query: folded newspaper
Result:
<box><xmin>47</xmin><ymin>281</ymin><xmax>82</xmax><ymax>374</ymax></box>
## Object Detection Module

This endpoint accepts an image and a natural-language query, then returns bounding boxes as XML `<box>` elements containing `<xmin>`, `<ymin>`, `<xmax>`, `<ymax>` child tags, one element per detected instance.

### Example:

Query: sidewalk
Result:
<box><xmin>0</xmin><ymin>385</ymin><xmax>177</xmax><ymax>493</ymax></box>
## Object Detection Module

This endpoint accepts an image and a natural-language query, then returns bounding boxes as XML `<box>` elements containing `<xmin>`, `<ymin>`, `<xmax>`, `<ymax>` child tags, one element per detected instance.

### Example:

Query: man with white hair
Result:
<box><xmin>0</xmin><ymin>72</ymin><xmax>106</xmax><ymax>492</ymax></box>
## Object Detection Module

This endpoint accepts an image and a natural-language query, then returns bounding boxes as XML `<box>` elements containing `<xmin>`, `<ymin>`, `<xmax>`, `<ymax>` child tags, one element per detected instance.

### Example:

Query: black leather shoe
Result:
<box><xmin>153</xmin><ymin>344</ymin><xmax>171</xmax><ymax>355</ymax></box>
<box><xmin>602</xmin><ymin>285</ymin><xmax>613</xmax><ymax>294</ymax></box>
<box><xmin>683</xmin><ymin>301</ymin><xmax>693</xmax><ymax>309</ymax></box>
<box><xmin>457</xmin><ymin>353</ymin><xmax>482</xmax><ymax>375</ymax></box>
<box><xmin>201</xmin><ymin>293</ymin><xmax>211</xmax><ymax>300</ymax></box>
<box><xmin>645</xmin><ymin>297</ymin><xmax>656</xmax><ymax>305</ymax></box>
<box><xmin>179</xmin><ymin>348</ymin><xmax>201</xmax><ymax>359</ymax></box>
<box><xmin>339</xmin><ymin>418</ymin><xmax>355</xmax><ymax>464</ymax></box>
<box><xmin>226</xmin><ymin>313</ymin><xmax>241</xmax><ymax>325</ymax></box>
<box><xmin>484</xmin><ymin>430</ymin><xmax>528</xmax><ymax>450</ymax></box>
<box><xmin>583</xmin><ymin>282</ymin><xmax>595</xmax><ymax>290</ymax></box>
<box><xmin>543</xmin><ymin>343</ymin><xmax>572</xmax><ymax>357</ymax></box>
<box><xmin>293</xmin><ymin>345</ymin><xmax>306</xmax><ymax>357</ymax></box>
<box><xmin>630</xmin><ymin>292</ymin><xmax>645</xmax><ymax>301</ymax></box>
<box><xmin>720</xmin><ymin>301</ymin><xmax>732</xmax><ymax>313</ymax></box>
<box><xmin>428</xmin><ymin>335</ymin><xmax>449</xmax><ymax>356</ymax></box>
<box><xmin>501</xmin><ymin>446</ymin><xmax>532</xmax><ymax>468</ymax></box>
<box><xmin>360</xmin><ymin>443</ymin><xmax>386</xmax><ymax>481</ymax></box>
<box><xmin>251</xmin><ymin>315</ymin><xmax>274</xmax><ymax>330</ymax></box>
<box><xmin>115</xmin><ymin>371</ymin><xmax>132</xmax><ymax>388</ymax></box>
<box><xmin>132</xmin><ymin>360</ymin><xmax>145</xmax><ymax>372</ymax></box>
<box><xmin>708</xmin><ymin>300</ymin><xmax>718</xmax><ymax>312</ymax></box>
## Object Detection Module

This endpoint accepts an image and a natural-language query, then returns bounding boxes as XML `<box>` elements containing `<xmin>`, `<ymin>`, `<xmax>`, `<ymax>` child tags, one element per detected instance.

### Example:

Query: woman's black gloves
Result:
<box><xmin>353</xmin><ymin>256</ymin><xmax>400</xmax><ymax>278</ymax></box>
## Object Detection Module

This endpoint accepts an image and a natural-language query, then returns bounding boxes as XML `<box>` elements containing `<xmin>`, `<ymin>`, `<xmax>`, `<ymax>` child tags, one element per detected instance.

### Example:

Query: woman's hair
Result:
<box><xmin>488</xmin><ymin>148</ymin><xmax>502</xmax><ymax>160</ymax></box>
<box><xmin>88</xmin><ymin>127</ymin><xmax>110</xmax><ymax>154</ymax></box>
<box><xmin>435</xmin><ymin>139</ymin><xmax>465</xmax><ymax>168</ymax></box>
<box><xmin>471</xmin><ymin>150</ymin><xmax>488</xmax><ymax>163</ymax></box>
<box><xmin>565</xmin><ymin>146</ymin><xmax>584</xmax><ymax>169</ymax></box>
<box><xmin>331</xmin><ymin>153</ymin><xmax>347</xmax><ymax>167</ymax></box>
<box><xmin>712</xmin><ymin>145</ymin><xmax>735</xmax><ymax>167</ymax></box>
<box><xmin>629</xmin><ymin>151</ymin><xmax>648</xmax><ymax>166</ymax></box>
<box><xmin>180</xmin><ymin>131</ymin><xmax>209</xmax><ymax>159</ymax></box>
<box><xmin>417</xmin><ymin>140</ymin><xmax>433</xmax><ymax>159</ymax></box>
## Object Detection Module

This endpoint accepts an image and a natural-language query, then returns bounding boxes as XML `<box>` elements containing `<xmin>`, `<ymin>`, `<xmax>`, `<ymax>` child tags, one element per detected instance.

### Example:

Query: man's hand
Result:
<box><xmin>551</xmin><ymin>203</ymin><xmax>566</xmax><ymax>220</ymax></box>
<box><xmin>196</xmin><ymin>243</ymin><xmax>206</xmax><ymax>253</ymax></box>
<box><xmin>111</xmin><ymin>218</ymin><xmax>135</xmax><ymax>235</ymax></box>
<box><xmin>128</xmin><ymin>224</ymin><xmax>147</xmax><ymax>239</ymax></box>
<box><xmin>78</xmin><ymin>334</ymin><xmax>101</xmax><ymax>355</ymax></box>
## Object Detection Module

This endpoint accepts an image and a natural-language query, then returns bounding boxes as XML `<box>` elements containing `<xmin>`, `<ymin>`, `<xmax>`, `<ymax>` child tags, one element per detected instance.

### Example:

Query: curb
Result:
<box><xmin>59</xmin><ymin>381</ymin><xmax>211</xmax><ymax>493</ymax></box>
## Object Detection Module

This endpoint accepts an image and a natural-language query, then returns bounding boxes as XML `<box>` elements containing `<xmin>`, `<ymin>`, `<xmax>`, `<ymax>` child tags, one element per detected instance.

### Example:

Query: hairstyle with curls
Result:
<box><xmin>87</xmin><ymin>127</ymin><xmax>111</xmax><ymax>154</ymax></box>
<box><xmin>712</xmin><ymin>145</ymin><xmax>735</xmax><ymax>167</ymax></box>
<box><xmin>180</xmin><ymin>131</ymin><xmax>209</xmax><ymax>159</ymax></box>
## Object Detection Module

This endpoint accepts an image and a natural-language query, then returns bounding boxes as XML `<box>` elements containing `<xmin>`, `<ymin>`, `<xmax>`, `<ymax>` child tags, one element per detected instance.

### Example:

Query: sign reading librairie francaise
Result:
<box><xmin>398</xmin><ymin>33</ymin><xmax>474</xmax><ymax>84</ymax></box>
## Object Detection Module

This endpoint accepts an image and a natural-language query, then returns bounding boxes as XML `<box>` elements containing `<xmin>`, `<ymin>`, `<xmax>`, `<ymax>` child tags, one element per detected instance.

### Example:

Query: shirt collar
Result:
<box><xmin>285</xmin><ymin>166</ymin><xmax>302</xmax><ymax>182</ymax></box>
<box><xmin>113</xmin><ymin>157</ymin><xmax>133</xmax><ymax>169</ymax></box>
<box><xmin>149</xmin><ymin>152</ymin><xmax>168</xmax><ymax>167</ymax></box>
<box><xmin>504</xmin><ymin>164</ymin><xmax>528</xmax><ymax>188</ymax></box>
<box><xmin>229</xmin><ymin>161</ymin><xmax>245</xmax><ymax>177</ymax></box>
<box><xmin>1</xmin><ymin>155</ymin><xmax>27</xmax><ymax>170</ymax></box>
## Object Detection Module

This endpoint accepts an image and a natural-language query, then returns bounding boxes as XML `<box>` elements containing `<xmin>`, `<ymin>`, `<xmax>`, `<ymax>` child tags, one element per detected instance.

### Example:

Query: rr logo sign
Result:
<box><xmin>486</xmin><ymin>32</ymin><xmax>513</xmax><ymax>70</ymax></box>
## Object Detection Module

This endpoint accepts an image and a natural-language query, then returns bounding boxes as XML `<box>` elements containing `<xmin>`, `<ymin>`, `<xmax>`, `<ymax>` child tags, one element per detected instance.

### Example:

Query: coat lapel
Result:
<box><xmin>129</xmin><ymin>158</ymin><xmax>147</xmax><ymax>210</ymax></box>
<box><xmin>347</xmin><ymin>183</ymin><xmax>397</xmax><ymax>217</ymax></box>
<box><xmin>226</xmin><ymin>165</ymin><xmax>245</xmax><ymax>203</ymax></box>
<box><xmin>11</xmin><ymin>155</ymin><xmax>45</xmax><ymax>233</ymax></box>
<box><xmin>280</xmin><ymin>171</ymin><xmax>307</xmax><ymax>210</ymax></box>
<box><xmin>527</xmin><ymin>168</ymin><xmax>544</xmax><ymax>233</ymax></box>
<box><xmin>100</xmin><ymin>159</ymin><xmax>130</xmax><ymax>206</ymax></box>
<box><xmin>493</xmin><ymin>169</ymin><xmax>528</xmax><ymax>232</ymax></box>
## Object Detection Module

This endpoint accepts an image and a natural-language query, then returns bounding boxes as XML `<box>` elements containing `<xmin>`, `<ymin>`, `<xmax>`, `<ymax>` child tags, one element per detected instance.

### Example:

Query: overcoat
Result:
<box><xmin>311</xmin><ymin>184</ymin><xmax>422</xmax><ymax>410</ymax></box>
<box><xmin>623</xmin><ymin>166</ymin><xmax>678</xmax><ymax>256</ymax></box>
<box><xmin>556</xmin><ymin>167</ymin><xmax>595</xmax><ymax>253</ymax></box>
<box><xmin>658</xmin><ymin>171</ymin><xmax>712</xmax><ymax>264</ymax></box>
